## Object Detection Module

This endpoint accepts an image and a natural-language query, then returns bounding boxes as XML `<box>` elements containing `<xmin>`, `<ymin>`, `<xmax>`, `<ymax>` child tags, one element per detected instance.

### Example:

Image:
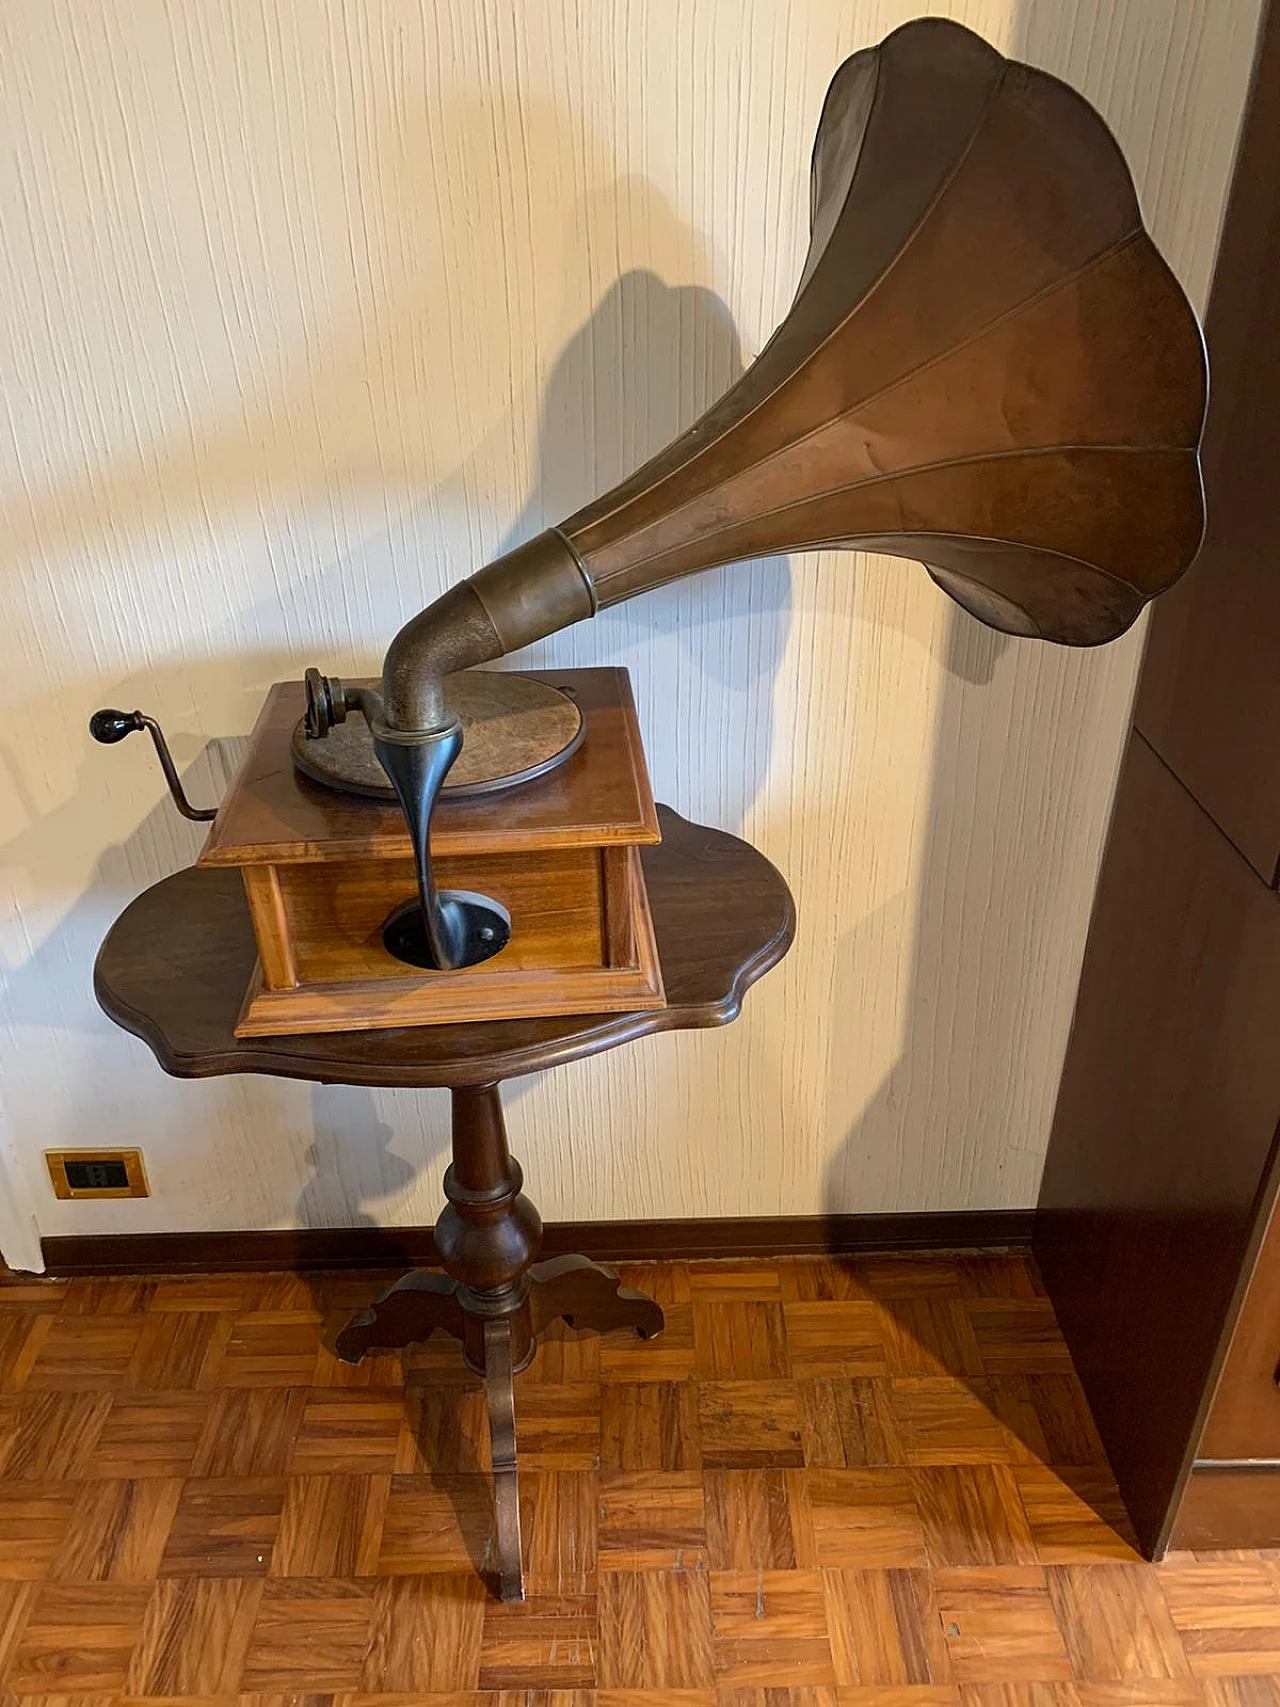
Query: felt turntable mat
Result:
<box><xmin>291</xmin><ymin>670</ymin><xmax>584</xmax><ymax>801</ymax></box>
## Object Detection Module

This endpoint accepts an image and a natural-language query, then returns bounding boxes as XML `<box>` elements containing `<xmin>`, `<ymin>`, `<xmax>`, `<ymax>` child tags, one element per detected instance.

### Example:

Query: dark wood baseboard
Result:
<box><xmin>39</xmin><ymin>1209</ymin><xmax>1034</xmax><ymax>1276</ymax></box>
<box><xmin>1170</xmin><ymin>1464</ymin><xmax>1280</xmax><ymax>1551</ymax></box>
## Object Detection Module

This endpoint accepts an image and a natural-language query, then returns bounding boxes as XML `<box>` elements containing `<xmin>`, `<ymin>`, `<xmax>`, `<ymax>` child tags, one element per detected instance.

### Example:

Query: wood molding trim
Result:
<box><xmin>1170</xmin><ymin>1464</ymin><xmax>1280</xmax><ymax>1550</ymax></box>
<box><xmin>38</xmin><ymin>1208</ymin><xmax>1035</xmax><ymax>1276</ymax></box>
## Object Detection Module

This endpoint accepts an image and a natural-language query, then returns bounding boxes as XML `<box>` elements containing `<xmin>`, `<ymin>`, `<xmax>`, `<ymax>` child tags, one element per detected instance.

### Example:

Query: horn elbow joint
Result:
<box><xmin>380</xmin><ymin>582</ymin><xmax>504</xmax><ymax>731</ymax></box>
<box><xmin>379</xmin><ymin>529</ymin><xmax>597</xmax><ymax>732</ymax></box>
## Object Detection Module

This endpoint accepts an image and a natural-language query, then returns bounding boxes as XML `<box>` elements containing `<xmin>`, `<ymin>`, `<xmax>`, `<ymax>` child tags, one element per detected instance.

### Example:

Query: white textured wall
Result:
<box><xmin>0</xmin><ymin>0</ymin><xmax>1260</xmax><ymax>1267</ymax></box>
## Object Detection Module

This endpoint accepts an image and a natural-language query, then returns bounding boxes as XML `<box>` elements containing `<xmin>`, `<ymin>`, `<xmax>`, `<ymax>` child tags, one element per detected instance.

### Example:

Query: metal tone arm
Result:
<box><xmin>302</xmin><ymin>669</ymin><xmax>516</xmax><ymax>973</ymax></box>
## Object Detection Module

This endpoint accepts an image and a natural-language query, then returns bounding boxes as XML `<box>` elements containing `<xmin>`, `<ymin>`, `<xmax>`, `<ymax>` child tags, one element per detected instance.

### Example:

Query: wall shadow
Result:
<box><xmin>0</xmin><ymin>138</ymin><xmax>792</xmax><ymax>1260</ymax></box>
<box><xmin>284</xmin><ymin>251</ymin><xmax>794</xmax><ymax>1229</ymax></box>
<box><xmin>0</xmin><ymin>658</ymin><xmax>320</xmax><ymax>1249</ymax></box>
<box><xmin>458</xmin><ymin>250</ymin><xmax>794</xmax><ymax>824</ymax></box>
<box><xmin>297</xmin><ymin>1085</ymin><xmax>416</xmax><ymax>1232</ymax></box>
<box><xmin>814</xmin><ymin>0</ymin><xmax>1209</xmax><ymax>1526</ymax></box>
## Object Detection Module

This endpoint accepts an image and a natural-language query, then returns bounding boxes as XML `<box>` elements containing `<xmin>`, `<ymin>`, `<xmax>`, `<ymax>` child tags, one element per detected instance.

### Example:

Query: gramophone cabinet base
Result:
<box><xmin>198</xmin><ymin>668</ymin><xmax>666</xmax><ymax>1038</ymax></box>
<box><xmin>234</xmin><ymin>839</ymin><xmax>663</xmax><ymax>1035</ymax></box>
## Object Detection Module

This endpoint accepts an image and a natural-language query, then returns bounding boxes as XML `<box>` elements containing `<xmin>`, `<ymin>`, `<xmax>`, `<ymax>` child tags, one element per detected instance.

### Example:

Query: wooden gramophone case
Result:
<box><xmin>199</xmin><ymin>667</ymin><xmax>664</xmax><ymax>1036</ymax></box>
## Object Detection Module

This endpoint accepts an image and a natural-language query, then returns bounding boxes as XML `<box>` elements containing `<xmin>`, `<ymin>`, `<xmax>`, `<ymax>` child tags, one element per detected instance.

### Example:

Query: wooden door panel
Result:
<box><xmin>1036</xmin><ymin>732</ymin><xmax>1280</xmax><ymax>1553</ymax></box>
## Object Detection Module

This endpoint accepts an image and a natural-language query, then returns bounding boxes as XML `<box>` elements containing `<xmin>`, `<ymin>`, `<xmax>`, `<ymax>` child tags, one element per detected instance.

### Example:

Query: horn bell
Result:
<box><xmin>554</xmin><ymin>16</ymin><xmax>1207</xmax><ymax>646</ymax></box>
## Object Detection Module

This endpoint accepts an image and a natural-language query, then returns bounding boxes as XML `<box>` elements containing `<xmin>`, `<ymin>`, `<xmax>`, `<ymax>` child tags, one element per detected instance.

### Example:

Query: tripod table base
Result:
<box><xmin>334</xmin><ymin>1252</ymin><xmax>664</xmax><ymax>1600</ymax></box>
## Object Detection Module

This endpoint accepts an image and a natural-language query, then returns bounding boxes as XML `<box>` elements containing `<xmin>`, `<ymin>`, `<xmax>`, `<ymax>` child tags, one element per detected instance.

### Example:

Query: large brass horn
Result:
<box><xmin>306</xmin><ymin>15</ymin><xmax>1207</xmax><ymax>970</ymax></box>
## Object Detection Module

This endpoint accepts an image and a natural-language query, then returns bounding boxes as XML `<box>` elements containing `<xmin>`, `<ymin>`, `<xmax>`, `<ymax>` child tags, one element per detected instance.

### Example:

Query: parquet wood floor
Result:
<box><xmin>0</xmin><ymin>1253</ymin><xmax>1275</xmax><ymax>1706</ymax></box>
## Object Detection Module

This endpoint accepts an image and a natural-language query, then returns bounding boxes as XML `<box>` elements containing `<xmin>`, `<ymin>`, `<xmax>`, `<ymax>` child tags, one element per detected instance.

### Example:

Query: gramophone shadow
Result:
<box><xmin>296</xmin><ymin>1084</ymin><xmax>415</xmax><ymax>1231</ymax></box>
<box><xmin>335</xmin><ymin>260</ymin><xmax>798</xmax><ymax>1175</ymax></box>
<box><xmin>0</xmin><ymin>655</ymin><xmax>450</xmax><ymax>1247</ymax></box>
<box><xmin>0</xmin><ymin>670</ymin><xmax>299</xmax><ymax>1236</ymax></box>
<box><xmin>277</xmin><ymin>259</ymin><xmax>797</xmax><ymax>1237</ymax></box>
<box><xmin>483</xmin><ymin>262</ymin><xmax>795</xmax><ymax>832</ymax></box>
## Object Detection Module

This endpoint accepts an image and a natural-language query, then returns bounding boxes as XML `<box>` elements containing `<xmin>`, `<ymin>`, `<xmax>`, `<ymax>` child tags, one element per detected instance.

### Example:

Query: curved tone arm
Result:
<box><xmin>301</xmin><ymin>669</ymin><xmax>515</xmax><ymax>971</ymax></box>
<box><xmin>372</xmin><ymin>718</ymin><xmax>512</xmax><ymax>970</ymax></box>
<box><xmin>377</xmin><ymin>532</ymin><xmax>596</xmax><ymax>732</ymax></box>
<box><xmin>319</xmin><ymin>17</ymin><xmax>1208</xmax><ymax>972</ymax></box>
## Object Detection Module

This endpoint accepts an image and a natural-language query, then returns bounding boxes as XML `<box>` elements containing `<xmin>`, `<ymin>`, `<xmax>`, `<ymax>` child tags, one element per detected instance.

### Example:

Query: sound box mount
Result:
<box><xmin>290</xmin><ymin>670</ymin><xmax>584</xmax><ymax>802</ymax></box>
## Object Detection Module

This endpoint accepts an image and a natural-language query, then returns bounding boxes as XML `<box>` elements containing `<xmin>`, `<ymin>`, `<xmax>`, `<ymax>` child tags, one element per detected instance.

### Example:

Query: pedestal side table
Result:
<box><xmin>94</xmin><ymin>806</ymin><xmax>795</xmax><ymax>1598</ymax></box>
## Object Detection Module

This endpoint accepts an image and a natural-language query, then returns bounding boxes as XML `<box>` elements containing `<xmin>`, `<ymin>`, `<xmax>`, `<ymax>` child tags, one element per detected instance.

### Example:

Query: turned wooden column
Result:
<box><xmin>435</xmin><ymin>1083</ymin><xmax>543</xmax><ymax>1373</ymax></box>
<box><xmin>331</xmin><ymin>1076</ymin><xmax>665</xmax><ymax>1600</ymax></box>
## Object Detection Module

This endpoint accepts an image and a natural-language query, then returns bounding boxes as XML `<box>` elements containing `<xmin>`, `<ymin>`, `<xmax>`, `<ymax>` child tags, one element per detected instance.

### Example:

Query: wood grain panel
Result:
<box><xmin>126</xmin><ymin>1575</ymin><xmax>262</xmax><ymax>1695</ymax></box>
<box><xmin>6</xmin><ymin>1581</ymin><xmax>151</xmax><ymax>1692</ymax></box>
<box><xmin>200</xmin><ymin>670</ymin><xmax>660</xmax><ymax>866</ymax></box>
<box><xmin>1047</xmin><ymin>1564</ymin><xmax>1192</xmax><ymax>1681</ymax></box>
<box><xmin>85</xmin><ymin>1392</ymin><xmax>211</xmax><ymax>1480</ymax></box>
<box><xmin>1199</xmin><ymin>1184</ymin><xmax>1280</xmax><ymax>1460</ymax></box>
<box><xmin>1036</xmin><ymin>732</ymin><xmax>1280</xmax><ymax>1555</ymax></box>
<box><xmin>156</xmin><ymin>1476</ymin><xmax>285</xmax><ymax>1577</ymax></box>
<box><xmin>711</xmin><ymin>1568</ymin><xmax>835</xmax><ymax>1685</ymax></box>
<box><xmin>1134</xmin><ymin>0</ymin><xmax>1280</xmax><ymax>883</ymax></box>
<box><xmin>271</xmin><ymin>1471</ymin><xmax>387</xmax><ymax>1576</ymax></box>
<box><xmin>232</xmin><ymin>838</ymin><xmax>663</xmax><ymax>1034</ymax></box>
<box><xmin>190</xmin><ymin>1387</ymin><xmax>308</xmax><ymax>1478</ymax></box>
<box><xmin>240</xmin><ymin>864</ymin><xmax>298</xmax><ymax>989</ymax></box>
<box><xmin>598</xmin><ymin>1468</ymin><xmax>707</xmax><ymax>1570</ymax></box>
<box><xmin>283</xmin><ymin>847</ymin><xmax>605</xmax><ymax>980</ymax></box>
<box><xmin>478</xmin><ymin>1577</ymin><xmax>596</xmax><ymax>1689</ymax></box>
<box><xmin>704</xmin><ymin>1468</ymin><xmax>796</xmax><ymax>1569</ymax></box>
<box><xmin>0</xmin><ymin>1484</ymin><xmax>79</xmax><ymax>1580</ymax></box>
<box><xmin>822</xmin><ymin>1565</ymin><xmax>950</xmax><ymax>1684</ymax></box>
<box><xmin>1170</xmin><ymin>1466</ymin><xmax>1280</xmax><ymax>1551</ymax></box>
<box><xmin>598</xmin><ymin>1569</ymin><xmax>715</xmax><ymax>1689</ymax></box>
<box><xmin>361</xmin><ymin>1571</ymin><xmax>486</xmax><ymax>1691</ymax></box>
<box><xmin>1160</xmin><ymin>1557</ymin><xmax>1280</xmax><ymax>1677</ymax></box>
<box><xmin>934</xmin><ymin>1566</ymin><xmax>1071</xmax><ymax>1682</ymax></box>
<box><xmin>239</xmin><ymin>1577</ymin><xmax>376</xmax><ymax>1691</ymax></box>
<box><xmin>49</xmin><ymin>1476</ymin><xmax>182</xmax><ymax>1581</ymax></box>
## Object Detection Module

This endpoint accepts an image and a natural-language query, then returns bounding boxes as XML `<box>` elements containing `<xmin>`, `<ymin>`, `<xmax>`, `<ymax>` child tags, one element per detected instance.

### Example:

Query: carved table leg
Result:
<box><xmin>483</xmin><ymin>1316</ymin><xmax>523</xmax><ymax>1602</ymax></box>
<box><xmin>334</xmin><ymin>1268</ymin><xmax>466</xmax><ymax>1361</ymax></box>
<box><xmin>528</xmin><ymin>1252</ymin><xmax>665</xmax><ymax>1340</ymax></box>
<box><xmin>335</xmin><ymin>1080</ymin><xmax>662</xmax><ymax>1601</ymax></box>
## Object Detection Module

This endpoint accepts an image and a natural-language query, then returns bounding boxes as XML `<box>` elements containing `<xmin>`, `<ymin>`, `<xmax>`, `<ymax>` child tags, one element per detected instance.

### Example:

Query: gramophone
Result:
<box><xmin>93</xmin><ymin>16</ymin><xmax>1206</xmax><ymax>1036</ymax></box>
<box><xmin>86</xmin><ymin>14</ymin><xmax>1210</xmax><ymax>1608</ymax></box>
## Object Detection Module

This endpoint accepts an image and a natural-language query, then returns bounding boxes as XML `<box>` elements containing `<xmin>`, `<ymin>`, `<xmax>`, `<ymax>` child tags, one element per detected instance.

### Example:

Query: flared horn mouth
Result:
<box><xmin>553</xmin><ymin>16</ymin><xmax>1207</xmax><ymax>646</ymax></box>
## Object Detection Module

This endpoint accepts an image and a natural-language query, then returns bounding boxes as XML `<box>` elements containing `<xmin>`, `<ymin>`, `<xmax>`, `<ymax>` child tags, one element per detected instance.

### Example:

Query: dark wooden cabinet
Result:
<box><xmin>1037</xmin><ymin>735</ymin><xmax>1280</xmax><ymax>1553</ymax></box>
<box><xmin>1200</xmin><ymin>1200</ymin><xmax>1280</xmax><ymax>1463</ymax></box>
<box><xmin>1134</xmin><ymin>8</ymin><xmax>1280</xmax><ymax>890</ymax></box>
<box><xmin>1169</xmin><ymin>1196</ymin><xmax>1280</xmax><ymax>1550</ymax></box>
<box><xmin>1035</xmin><ymin>0</ymin><xmax>1280</xmax><ymax>1557</ymax></box>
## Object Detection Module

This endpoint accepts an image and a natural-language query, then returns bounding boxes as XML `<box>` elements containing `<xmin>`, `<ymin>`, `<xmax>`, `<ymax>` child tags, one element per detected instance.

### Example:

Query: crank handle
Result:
<box><xmin>89</xmin><ymin>708</ymin><xmax>220</xmax><ymax>822</ymax></box>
